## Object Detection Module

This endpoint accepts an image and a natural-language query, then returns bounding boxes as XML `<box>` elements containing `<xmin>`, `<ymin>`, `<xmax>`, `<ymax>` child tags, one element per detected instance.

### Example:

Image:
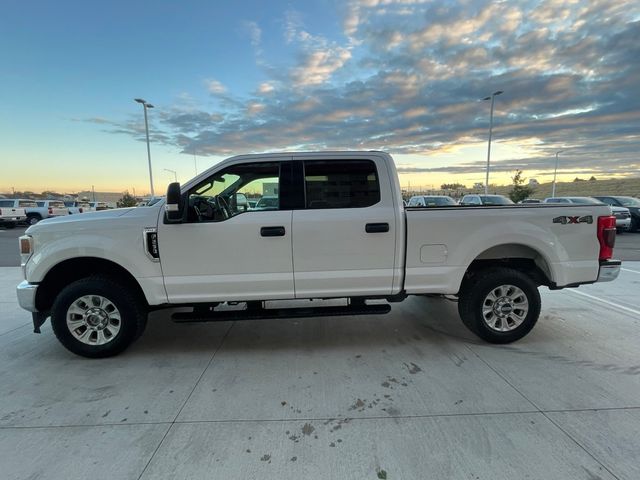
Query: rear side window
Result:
<box><xmin>303</xmin><ymin>160</ymin><xmax>380</xmax><ymax>209</ymax></box>
<box><xmin>0</xmin><ymin>200</ymin><xmax>13</xmax><ymax>207</ymax></box>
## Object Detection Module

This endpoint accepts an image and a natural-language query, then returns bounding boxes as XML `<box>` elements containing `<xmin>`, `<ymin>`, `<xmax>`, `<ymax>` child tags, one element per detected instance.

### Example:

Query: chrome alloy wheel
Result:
<box><xmin>66</xmin><ymin>295</ymin><xmax>121</xmax><ymax>345</ymax></box>
<box><xmin>481</xmin><ymin>284</ymin><xmax>529</xmax><ymax>332</ymax></box>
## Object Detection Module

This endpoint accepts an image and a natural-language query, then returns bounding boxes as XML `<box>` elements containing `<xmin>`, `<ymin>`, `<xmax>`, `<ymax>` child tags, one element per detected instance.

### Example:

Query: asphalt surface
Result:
<box><xmin>0</xmin><ymin>225</ymin><xmax>26</xmax><ymax>266</ymax></box>
<box><xmin>1</xmin><ymin>265</ymin><xmax>639</xmax><ymax>479</ymax></box>
<box><xmin>1</xmin><ymin>225</ymin><xmax>639</xmax><ymax>267</ymax></box>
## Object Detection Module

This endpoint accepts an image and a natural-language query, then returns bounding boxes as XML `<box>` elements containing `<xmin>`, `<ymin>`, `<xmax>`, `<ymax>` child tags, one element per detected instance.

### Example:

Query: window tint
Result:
<box><xmin>0</xmin><ymin>200</ymin><xmax>13</xmax><ymax>207</ymax></box>
<box><xmin>304</xmin><ymin>160</ymin><xmax>380</xmax><ymax>209</ymax></box>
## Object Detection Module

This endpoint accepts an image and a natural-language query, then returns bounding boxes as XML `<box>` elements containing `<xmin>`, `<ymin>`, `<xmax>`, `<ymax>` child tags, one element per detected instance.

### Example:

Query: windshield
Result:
<box><xmin>617</xmin><ymin>197</ymin><xmax>640</xmax><ymax>207</ymax></box>
<box><xmin>567</xmin><ymin>197</ymin><xmax>603</xmax><ymax>205</ymax></box>
<box><xmin>480</xmin><ymin>195</ymin><xmax>513</xmax><ymax>205</ymax></box>
<box><xmin>423</xmin><ymin>196</ymin><xmax>456</xmax><ymax>206</ymax></box>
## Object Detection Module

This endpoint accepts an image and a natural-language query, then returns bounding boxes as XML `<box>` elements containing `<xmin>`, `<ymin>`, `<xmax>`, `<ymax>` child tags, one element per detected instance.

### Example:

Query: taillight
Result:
<box><xmin>48</xmin><ymin>207</ymin><xmax>53</xmax><ymax>214</ymax></box>
<box><xmin>79</xmin><ymin>208</ymin><xmax>83</xmax><ymax>213</ymax></box>
<box><xmin>597</xmin><ymin>215</ymin><xmax>616</xmax><ymax>260</ymax></box>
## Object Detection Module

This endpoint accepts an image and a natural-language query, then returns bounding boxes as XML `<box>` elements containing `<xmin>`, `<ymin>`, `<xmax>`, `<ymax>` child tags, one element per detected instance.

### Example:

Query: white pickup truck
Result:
<box><xmin>16</xmin><ymin>152</ymin><xmax>621</xmax><ymax>357</ymax></box>
<box><xmin>0</xmin><ymin>201</ymin><xmax>27</xmax><ymax>228</ymax></box>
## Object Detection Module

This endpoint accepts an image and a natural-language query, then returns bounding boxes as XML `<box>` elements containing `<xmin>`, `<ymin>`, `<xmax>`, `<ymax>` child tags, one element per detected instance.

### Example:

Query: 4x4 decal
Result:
<box><xmin>553</xmin><ymin>215</ymin><xmax>593</xmax><ymax>225</ymax></box>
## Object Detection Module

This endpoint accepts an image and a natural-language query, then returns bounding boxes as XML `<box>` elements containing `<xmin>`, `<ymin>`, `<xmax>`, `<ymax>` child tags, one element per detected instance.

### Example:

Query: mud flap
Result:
<box><xmin>32</xmin><ymin>312</ymin><xmax>49</xmax><ymax>334</ymax></box>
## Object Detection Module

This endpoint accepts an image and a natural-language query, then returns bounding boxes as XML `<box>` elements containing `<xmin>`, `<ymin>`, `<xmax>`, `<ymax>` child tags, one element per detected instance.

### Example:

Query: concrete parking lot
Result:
<box><xmin>1</xmin><ymin>256</ymin><xmax>639</xmax><ymax>479</ymax></box>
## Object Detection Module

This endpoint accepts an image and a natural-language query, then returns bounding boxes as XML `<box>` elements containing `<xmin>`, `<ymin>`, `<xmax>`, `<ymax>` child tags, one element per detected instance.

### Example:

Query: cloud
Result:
<box><xmin>257</xmin><ymin>82</ymin><xmax>275</xmax><ymax>94</ymax></box>
<box><xmin>205</xmin><ymin>79</ymin><xmax>226</xmax><ymax>95</ymax></box>
<box><xmin>291</xmin><ymin>47</ymin><xmax>352</xmax><ymax>87</ymax></box>
<box><xmin>93</xmin><ymin>1</ymin><xmax>640</xmax><ymax>179</ymax></box>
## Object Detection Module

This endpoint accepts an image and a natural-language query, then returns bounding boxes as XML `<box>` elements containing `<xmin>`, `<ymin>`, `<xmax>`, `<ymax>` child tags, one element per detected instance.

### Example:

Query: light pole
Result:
<box><xmin>164</xmin><ymin>168</ymin><xmax>177</xmax><ymax>182</ymax></box>
<box><xmin>482</xmin><ymin>90</ymin><xmax>503</xmax><ymax>195</ymax></box>
<box><xmin>134</xmin><ymin>98</ymin><xmax>155</xmax><ymax>196</ymax></box>
<box><xmin>552</xmin><ymin>150</ymin><xmax>563</xmax><ymax>197</ymax></box>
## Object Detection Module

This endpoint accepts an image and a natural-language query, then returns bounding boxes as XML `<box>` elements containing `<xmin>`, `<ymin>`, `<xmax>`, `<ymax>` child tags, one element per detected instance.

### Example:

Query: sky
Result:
<box><xmin>1</xmin><ymin>0</ymin><xmax>639</xmax><ymax>196</ymax></box>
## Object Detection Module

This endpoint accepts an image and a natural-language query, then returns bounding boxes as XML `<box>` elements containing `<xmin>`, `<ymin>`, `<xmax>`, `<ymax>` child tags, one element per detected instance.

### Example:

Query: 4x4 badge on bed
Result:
<box><xmin>553</xmin><ymin>215</ymin><xmax>593</xmax><ymax>225</ymax></box>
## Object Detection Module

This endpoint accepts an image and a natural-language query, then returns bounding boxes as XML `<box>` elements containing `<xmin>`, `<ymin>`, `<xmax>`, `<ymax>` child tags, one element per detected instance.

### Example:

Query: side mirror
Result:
<box><xmin>165</xmin><ymin>182</ymin><xmax>183</xmax><ymax>223</ymax></box>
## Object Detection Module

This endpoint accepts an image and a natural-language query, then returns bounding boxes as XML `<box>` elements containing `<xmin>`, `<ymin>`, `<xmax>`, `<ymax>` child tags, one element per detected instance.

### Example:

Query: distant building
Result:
<box><xmin>262</xmin><ymin>182</ymin><xmax>278</xmax><ymax>196</ymax></box>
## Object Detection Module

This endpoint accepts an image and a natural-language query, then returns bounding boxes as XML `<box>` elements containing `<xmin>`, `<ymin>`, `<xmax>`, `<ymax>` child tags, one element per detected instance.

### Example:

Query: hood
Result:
<box><xmin>610</xmin><ymin>206</ymin><xmax>630</xmax><ymax>214</ymax></box>
<box><xmin>26</xmin><ymin>207</ymin><xmax>157</xmax><ymax>234</ymax></box>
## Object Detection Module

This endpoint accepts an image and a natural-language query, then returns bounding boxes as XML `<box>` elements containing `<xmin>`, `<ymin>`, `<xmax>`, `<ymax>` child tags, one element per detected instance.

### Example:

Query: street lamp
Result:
<box><xmin>482</xmin><ymin>90</ymin><xmax>503</xmax><ymax>195</ymax></box>
<box><xmin>134</xmin><ymin>98</ymin><xmax>155</xmax><ymax>196</ymax></box>
<box><xmin>164</xmin><ymin>168</ymin><xmax>177</xmax><ymax>182</ymax></box>
<box><xmin>552</xmin><ymin>150</ymin><xmax>564</xmax><ymax>197</ymax></box>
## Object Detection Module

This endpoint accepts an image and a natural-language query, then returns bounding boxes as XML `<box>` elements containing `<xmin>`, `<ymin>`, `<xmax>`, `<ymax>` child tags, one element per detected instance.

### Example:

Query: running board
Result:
<box><xmin>171</xmin><ymin>303</ymin><xmax>391</xmax><ymax>323</ymax></box>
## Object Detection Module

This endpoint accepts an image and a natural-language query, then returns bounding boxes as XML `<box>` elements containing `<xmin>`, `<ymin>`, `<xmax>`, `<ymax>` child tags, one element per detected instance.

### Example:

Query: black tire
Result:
<box><xmin>27</xmin><ymin>214</ymin><xmax>42</xmax><ymax>226</ymax></box>
<box><xmin>51</xmin><ymin>275</ymin><xmax>147</xmax><ymax>358</ymax></box>
<box><xmin>458</xmin><ymin>267</ymin><xmax>541</xmax><ymax>344</ymax></box>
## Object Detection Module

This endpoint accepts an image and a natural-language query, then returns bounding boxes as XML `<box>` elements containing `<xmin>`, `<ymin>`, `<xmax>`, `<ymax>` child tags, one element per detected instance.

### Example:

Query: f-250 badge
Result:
<box><xmin>553</xmin><ymin>215</ymin><xmax>593</xmax><ymax>225</ymax></box>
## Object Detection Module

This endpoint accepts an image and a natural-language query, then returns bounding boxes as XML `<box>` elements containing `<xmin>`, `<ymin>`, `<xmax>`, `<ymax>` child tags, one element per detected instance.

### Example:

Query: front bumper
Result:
<box><xmin>615</xmin><ymin>217</ymin><xmax>631</xmax><ymax>230</ymax></box>
<box><xmin>597</xmin><ymin>260</ymin><xmax>621</xmax><ymax>282</ymax></box>
<box><xmin>16</xmin><ymin>280</ymin><xmax>38</xmax><ymax>312</ymax></box>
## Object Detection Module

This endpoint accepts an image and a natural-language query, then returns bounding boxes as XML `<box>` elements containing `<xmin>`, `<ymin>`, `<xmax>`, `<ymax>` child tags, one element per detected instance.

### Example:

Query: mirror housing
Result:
<box><xmin>165</xmin><ymin>182</ymin><xmax>183</xmax><ymax>223</ymax></box>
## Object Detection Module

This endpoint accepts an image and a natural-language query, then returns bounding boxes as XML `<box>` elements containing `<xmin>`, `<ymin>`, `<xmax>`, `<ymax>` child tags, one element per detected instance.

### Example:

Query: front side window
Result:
<box><xmin>303</xmin><ymin>160</ymin><xmax>380</xmax><ymax>209</ymax></box>
<box><xmin>187</xmin><ymin>162</ymin><xmax>280</xmax><ymax>222</ymax></box>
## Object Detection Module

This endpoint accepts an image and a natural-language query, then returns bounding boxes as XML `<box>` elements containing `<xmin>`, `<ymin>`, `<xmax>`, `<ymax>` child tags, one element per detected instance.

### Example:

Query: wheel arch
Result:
<box><xmin>35</xmin><ymin>257</ymin><xmax>149</xmax><ymax>312</ymax></box>
<box><xmin>460</xmin><ymin>243</ymin><xmax>554</xmax><ymax>291</ymax></box>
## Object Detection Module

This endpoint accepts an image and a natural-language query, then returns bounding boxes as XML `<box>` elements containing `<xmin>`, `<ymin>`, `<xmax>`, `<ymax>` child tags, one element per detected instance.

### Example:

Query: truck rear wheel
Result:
<box><xmin>458</xmin><ymin>267</ymin><xmax>541</xmax><ymax>344</ymax></box>
<box><xmin>51</xmin><ymin>276</ymin><xmax>147</xmax><ymax>358</ymax></box>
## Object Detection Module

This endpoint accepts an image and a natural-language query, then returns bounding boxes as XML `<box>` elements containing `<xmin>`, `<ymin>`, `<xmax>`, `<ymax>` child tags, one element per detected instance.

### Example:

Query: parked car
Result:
<box><xmin>63</xmin><ymin>201</ymin><xmax>91</xmax><ymax>215</ymax></box>
<box><xmin>253</xmin><ymin>195</ymin><xmax>279</xmax><ymax>210</ymax></box>
<box><xmin>544</xmin><ymin>197</ymin><xmax>630</xmax><ymax>232</ymax></box>
<box><xmin>0</xmin><ymin>200</ymin><xmax>26</xmax><ymax>228</ymax></box>
<box><xmin>17</xmin><ymin>151</ymin><xmax>620</xmax><ymax>358</ymax></box>
<box><xmin>35</xmin><ymin>200</ymin><xmax>69</xmax><ymax>219</ymax></box>
<box><xmin>407</xmin><ymin>195</ymin><xmax>456</xmax><ymax>207</ymax></box>
<box><xmin>0</xmin><ymin>198</ymin><xmax>60</xmax><ymax>225</ymax></box>
<box><xmin>88</xmin><ymin>201</ymin><xmax>111</xmax><ymax>211</ymax></box>
<box><xmin>593</xmin><ymin>196</ymin><xmax>640</xmax><ymax>232</ymax></box>
<box><xmin>459</xmin><ymin>194</ymin><xmax>514</xmax><ymax>206</ymax></box>
<box><xmin>519</xmin><ymin>198</ymin><xmax>543</xmax><ymax>204</ymax></box>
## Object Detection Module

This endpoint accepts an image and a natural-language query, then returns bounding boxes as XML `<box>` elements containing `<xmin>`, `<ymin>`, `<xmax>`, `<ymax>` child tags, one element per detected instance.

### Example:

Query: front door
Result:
<box><xmin>158</xmin><ymin>160</ymin><xmax>295</xmax><ymax>304</ymax></box>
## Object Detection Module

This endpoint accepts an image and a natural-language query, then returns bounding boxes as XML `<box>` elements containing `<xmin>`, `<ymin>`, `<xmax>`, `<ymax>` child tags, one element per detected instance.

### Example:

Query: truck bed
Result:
<box><xmin>403</xmin><ymin>203</ymin><xmax>612</xmax><ymax>294</ymax></box>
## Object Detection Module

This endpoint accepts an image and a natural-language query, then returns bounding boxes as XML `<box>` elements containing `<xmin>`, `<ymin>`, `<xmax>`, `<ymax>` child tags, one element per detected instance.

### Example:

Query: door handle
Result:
<box><xmin>365</xmin><ymin>222</ymin><xmax>389</xmax><ymax>233</ymax></box>
<box><xmin>260</xmin><ymin>226</ymin><xmax>286</xmax><ymax>237</ymax></box>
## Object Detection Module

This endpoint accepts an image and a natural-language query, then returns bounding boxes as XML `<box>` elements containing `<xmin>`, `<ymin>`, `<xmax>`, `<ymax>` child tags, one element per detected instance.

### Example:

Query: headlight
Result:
<box><xmin>19</xmin><ymin>236</ymin><xmax>32</xmax><ymax>255</ymax></box>
<box><xmin>19</xmin><ymin>235</ymin><xmax>33</xmax><ymax>264</ymax></box>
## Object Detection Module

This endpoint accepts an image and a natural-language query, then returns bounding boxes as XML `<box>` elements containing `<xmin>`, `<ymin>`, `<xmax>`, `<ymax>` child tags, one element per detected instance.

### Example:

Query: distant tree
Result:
<box><xmin>41</xmin><ymin>190</ymin><xmax>63</xmax><ymax>198</ymax></box>
<box><xmin>117</xmin><ymin>191</ymin><xmax>137</xmax><ymax>208</ymax></box>
<box><xmin>440</xmin><ymin>183</ymin><xmax>466</xmax><ymax>190</ymax></box>
<box><xmin>589</xmin><ymin>176</ymin><xmax>597</xmax><ymax>181</ymax></box>
<box><xmin>508</xmin><ymin>170</ymin><xmax>535</xmax><ymax>203</ymax></box>
<box><xmin>573</xmin><ymin>177</ymin><xmax>585</xmax><ymax>182</ymax></box>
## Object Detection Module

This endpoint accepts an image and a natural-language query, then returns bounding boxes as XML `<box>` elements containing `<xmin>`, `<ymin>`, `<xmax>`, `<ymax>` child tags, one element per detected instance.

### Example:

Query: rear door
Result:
<box><xmin>291</xmin><ymin>156</ymin><xmax>397</xmax><ymax>298</ymax></box>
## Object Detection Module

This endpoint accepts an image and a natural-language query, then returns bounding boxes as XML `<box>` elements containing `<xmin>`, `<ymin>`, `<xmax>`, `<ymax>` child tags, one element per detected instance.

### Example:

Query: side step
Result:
<box><xmin>172</xmin><ymin>303</ymin><xmax>391</xmax><ymax>323</ymax></box>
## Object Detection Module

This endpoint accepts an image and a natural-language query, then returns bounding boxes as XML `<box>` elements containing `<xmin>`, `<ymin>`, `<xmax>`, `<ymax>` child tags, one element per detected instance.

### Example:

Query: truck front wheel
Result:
<box><xmin>51</xmin><ymin>276</ymin><xmax>147</xmax><ymax>358</ymax></box>
<box><xmin>458</xmin><ymin>267</ymin><xmax>541</xmax><ymax>344</ymax></box>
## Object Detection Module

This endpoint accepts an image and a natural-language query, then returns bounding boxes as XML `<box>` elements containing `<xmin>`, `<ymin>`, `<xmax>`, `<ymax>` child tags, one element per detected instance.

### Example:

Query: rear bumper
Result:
<box><xmin>597</xmin><ymin>260</ymin><xmax>621</xmax><ymax>282</ymax></box>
